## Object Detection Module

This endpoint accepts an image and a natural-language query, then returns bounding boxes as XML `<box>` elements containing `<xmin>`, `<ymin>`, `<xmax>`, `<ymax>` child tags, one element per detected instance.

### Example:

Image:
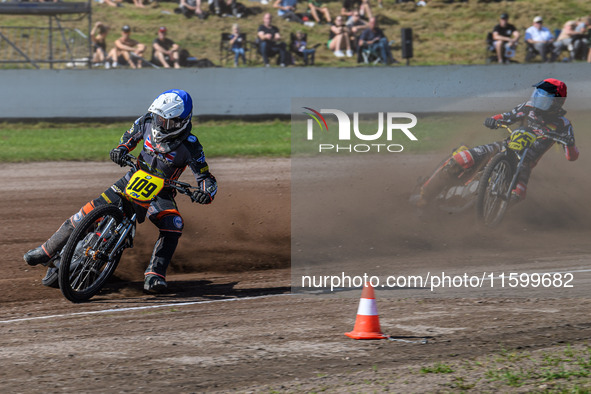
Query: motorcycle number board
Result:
<box><xmin>125</xmin><ymin>170</ymin><xmax>165</xmax><ymax>202</ymax></box>
<box><xmin>508</xmin><ymin>130</ymin><xmax>536</xmax><ymax>151</ymax></box>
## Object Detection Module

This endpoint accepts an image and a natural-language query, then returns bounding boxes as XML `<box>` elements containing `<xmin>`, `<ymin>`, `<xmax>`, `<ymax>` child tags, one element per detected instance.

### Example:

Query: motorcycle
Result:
<box><xmin>412</xmin><ymin>125</ymin><xmax>571</xmax><ymax>227</ymax></box>
<box><xmin>49</xmin><ymin>154</ymin><xmax>199</xmax><ymax>303</ymax></box>
<box><xmin>475</xmin><ymin>124</ymin><xmax>570</xmax><ymax>227</ymax></box>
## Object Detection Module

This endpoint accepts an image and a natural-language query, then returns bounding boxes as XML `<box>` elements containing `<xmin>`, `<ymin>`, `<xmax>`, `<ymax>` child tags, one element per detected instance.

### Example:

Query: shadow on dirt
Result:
<box><xmin>93</xmin><ymin>277</ymin><xmax>290</xmax><ymax>303</ymax></box>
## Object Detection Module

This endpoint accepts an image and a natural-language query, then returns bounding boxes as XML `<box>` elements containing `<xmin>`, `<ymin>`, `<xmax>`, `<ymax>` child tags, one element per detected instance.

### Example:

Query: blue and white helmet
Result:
<box><xmin>148</xmin><ymin>89</ymin><xmax>193</xmax><ymax>143</ymax></box>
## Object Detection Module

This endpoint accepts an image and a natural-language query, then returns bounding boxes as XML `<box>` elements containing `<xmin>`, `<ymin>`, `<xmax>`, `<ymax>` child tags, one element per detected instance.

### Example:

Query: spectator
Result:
<box><xmin>229</xmin><ymin>24</ymin><xmax>247</xmax><ymax>67</ymax></box>
<box><xmin>575</xmin><ymin>15</ymin><xmax>590</xmax><ymax>35</ymax></box>
<box><xmin>90</xmin><ymin>22</ymin><xmax>109</xmax><ymax>67</ymax></box>
<box><xmin>308</xmin><ymin>0</ymin><xmax>331</xmax><ymax>25</ymax></box>
<box><xmin>257</xmin><ymin>13</ymin><xmax>288</xmax><ymax>67</ymax></box>
<box><xmin>151</xmin><ymin>26</ymin><xmax>181</xmax><ymax>69</ymax></box>
<box><xmin>346</xmin><ymin>10</ymin><xmax>367</xmax><ymax>36</ymax></box>
<box><xmin>107</xmin><ymin>25</ymin><xmax>146</xmax><ymax>69</ymax></box>
<box><xmin>213</xmin><ymin>0</ymin><xmax>240</xmax><ymax>17</ymax></box>
<box><xmin>525</xmin><ymin>16</ymin><xmax>554</xmax><ymax>62</ymax></box>
<box><xmin>575</xmin><ymin>16</ymin><xmax>591</xmax><ymax>61</ymax></box>
<box><xmin>328</xmin><ymin>15</ymin><xmax>353</xmax><ymax>57</ymax></box>
<box><xmin>100</xmin><ymin>0</ymin><xmax>123</xmax><ymax>7</ymax></box>
<box><xmin>292</xmin><ymin>30</ymin><xmax>316</xmax><ymax>65</ymax></box>
<box><xmin>341</xmin><ymin>0</ymin><xmax>372</xmax><ymax>21</ymax></box>
<box><xmin>132</xmin><ymin>0</ymin><xmax>145</xmax><ymax>8</ymax></box>
<box><xmin>273</xmin><ymin>0</ymin><xmax>303</xmax><ymax>24</ymax></box>
<box><xmin>492</xmin><ymin>13</ymin><xmax>519</xmax><ymax>64</ymax></box>
<box><xmin>177</xmin><ymin>0</ymin><xmax>206</xmax><ymax>19</ymax></box>
<box><xmin>551</xmin><ymin>20</ymin><xmax>578</xmax><ymax>62</ymax></box>
<box><xmin>359</xmin><ymin>17</ymin><xmax>395</xmax><ymax>65</ymax></box>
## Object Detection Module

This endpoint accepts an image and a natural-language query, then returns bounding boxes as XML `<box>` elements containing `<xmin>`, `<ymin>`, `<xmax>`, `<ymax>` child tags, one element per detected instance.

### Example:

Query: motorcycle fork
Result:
<box><xmin>108</xmin><ymin>213</ymin><xmax>136</xmax><ymax>260</ymax></box>
<box><xmin>503</xmin><ymin>148</ymin><xmax>529</xmax><ymax>200</ymax></box>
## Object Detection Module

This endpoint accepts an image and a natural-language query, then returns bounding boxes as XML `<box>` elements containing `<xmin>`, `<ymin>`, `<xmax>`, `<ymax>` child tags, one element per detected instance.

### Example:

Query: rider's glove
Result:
<box><xmin>110</xmin><ymin>146</ymin><xmax>128</xmax><ymax>167</ymax></box>
<box><xmin>192</xmin><ymin>190</ymin><xmax>212</xmax><ymax>204</ymax></box>
<box><xmin>483</xmin><ymin>117</ymin><xmax>499</xmax><ymax>129</ymax></box>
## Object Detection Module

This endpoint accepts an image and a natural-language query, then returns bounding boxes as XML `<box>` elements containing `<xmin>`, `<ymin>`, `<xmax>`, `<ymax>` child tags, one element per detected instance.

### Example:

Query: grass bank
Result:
<box><xmin>0</xmin><ymin>0</ymin><xmax>588</xmax><ymax>68</ymax></box>
<box><xmin>1</xmin><ymin>119</ymin><xmax>290</xmax><ymax>162</ymax></box>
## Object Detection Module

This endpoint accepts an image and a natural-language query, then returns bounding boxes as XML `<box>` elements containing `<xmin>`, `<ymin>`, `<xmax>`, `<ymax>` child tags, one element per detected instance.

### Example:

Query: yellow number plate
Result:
<box><xmin>508</xmin><ymin>130</ymin><xmax>536</xmax><ymax>152</ymax></box>
<box><xmin>125</xmin><ymin>170</ymin><xmax>165</xmax><ymax>202</ymax></box>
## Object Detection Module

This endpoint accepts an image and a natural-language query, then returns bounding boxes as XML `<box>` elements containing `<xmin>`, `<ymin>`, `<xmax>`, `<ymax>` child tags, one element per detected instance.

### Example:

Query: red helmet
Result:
<box><xmin>531</xmin><ymin>78</ymin><xmax>567</xmax><ymax>112</ymax></box>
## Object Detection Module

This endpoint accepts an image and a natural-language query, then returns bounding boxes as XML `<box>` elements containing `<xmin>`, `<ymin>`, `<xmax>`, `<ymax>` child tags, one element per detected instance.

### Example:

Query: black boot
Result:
<box><xmin>24</xmin><ymin>219</ymin><xmax>74</xmax><ymax>266</ymax></box>
<box><xmin>23</xmin><ymin>246</ymin><xmax>51</xmax><ymax>266</ymax></box>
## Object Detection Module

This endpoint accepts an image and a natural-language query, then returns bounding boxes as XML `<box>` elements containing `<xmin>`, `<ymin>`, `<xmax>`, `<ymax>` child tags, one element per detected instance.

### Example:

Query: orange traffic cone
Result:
<box><xmin>345</xmin><ymin>282</ymin><xmax>388</xmax><ymax>340</ymax></box>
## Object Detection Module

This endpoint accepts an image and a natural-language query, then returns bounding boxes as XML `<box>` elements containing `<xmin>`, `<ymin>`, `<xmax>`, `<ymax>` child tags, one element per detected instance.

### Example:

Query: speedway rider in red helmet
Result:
<box><xmin>24</xmin><ymin>89</ymin><xmax>217</xmax><ymax>293</ymax></box>
<box><xmin>417</xmin><ymin>78</ymin><xmax>578</xmax><ymax>206</ymax></box>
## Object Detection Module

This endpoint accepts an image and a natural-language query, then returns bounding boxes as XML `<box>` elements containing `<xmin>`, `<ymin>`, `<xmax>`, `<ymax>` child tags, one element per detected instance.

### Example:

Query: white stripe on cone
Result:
<box><xmin>357</xmin><ymin>298</ymin><xmax>378</xmax><ymax>316</ymax></box>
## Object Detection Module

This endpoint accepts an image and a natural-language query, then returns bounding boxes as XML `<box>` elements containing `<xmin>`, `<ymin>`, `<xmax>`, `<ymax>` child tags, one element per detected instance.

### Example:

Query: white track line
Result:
<box><xmin>0</xmin><ymin>294</ymin><xmax>288</xmax><ymax>325</ymax></box>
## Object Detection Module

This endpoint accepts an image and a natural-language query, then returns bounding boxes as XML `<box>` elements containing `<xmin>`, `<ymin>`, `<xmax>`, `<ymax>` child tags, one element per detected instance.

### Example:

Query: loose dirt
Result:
<box><xmin>1</xmin><ymin>156</ymin><xmax>591</xmax><ymax>393</ymax></box>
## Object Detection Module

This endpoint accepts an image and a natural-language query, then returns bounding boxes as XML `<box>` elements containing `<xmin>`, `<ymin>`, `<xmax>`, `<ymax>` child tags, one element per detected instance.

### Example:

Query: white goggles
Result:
<box><xmin>155</xmin><ymin>115</ymin><xmax>183</xmax><ymax>132</ymax></box>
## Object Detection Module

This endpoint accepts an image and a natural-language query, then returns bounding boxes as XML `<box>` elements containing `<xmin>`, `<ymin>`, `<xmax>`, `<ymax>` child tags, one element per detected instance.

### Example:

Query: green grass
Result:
<box><xmin>0</xmin><ymin>0</ymin><xmax>588</xmax><ymax>68</ymax></box>
<box><xmin>1</xmin><ymin>113</ymin><xmax>495</xmax><ymax>162</ymax></box>
<box><xmin>0</xmin><ymin>119</ymin><xmax>290</xmax><ymax>162</ymax></box>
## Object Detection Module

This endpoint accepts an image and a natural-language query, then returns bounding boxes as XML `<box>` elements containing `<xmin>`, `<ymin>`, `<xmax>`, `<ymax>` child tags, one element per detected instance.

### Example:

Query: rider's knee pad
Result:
<box><xmin>442</xmin><ymin>151</ymin><xmax>473</xmax><ymax>178</ymax></box>
<box><xmin>452</xmin><ymin>150</ymin><xmax>475</xmax><ymax>170</ymax></box>
<box><xmin>153</xmin><ymin>213</ymin><xmax>184</xmax><ymax>236</ymax></box>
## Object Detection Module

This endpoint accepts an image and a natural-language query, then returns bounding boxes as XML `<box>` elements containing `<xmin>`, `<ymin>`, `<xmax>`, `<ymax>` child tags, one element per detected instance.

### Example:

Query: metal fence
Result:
<box><xmin>0</xmin><ymin>2</ymin><xmax>91</xmax><ymax>69</ymax></box>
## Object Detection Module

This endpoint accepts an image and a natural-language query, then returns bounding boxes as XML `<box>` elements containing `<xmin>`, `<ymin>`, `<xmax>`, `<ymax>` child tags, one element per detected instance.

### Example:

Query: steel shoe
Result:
<box><xmin>23</xmin><ymin>246</ymin><xmax>51</xmax><ymax>266</ymax></box>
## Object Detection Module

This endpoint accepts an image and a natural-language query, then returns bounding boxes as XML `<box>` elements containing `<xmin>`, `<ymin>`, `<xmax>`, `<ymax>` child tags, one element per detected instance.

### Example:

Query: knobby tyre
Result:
<box><xmin>59</xmin><ymin>204</ymin><xmax>125</xmax><ymax>303</ymax></box>
<box><xmin>475</xmin><ymin>153</ymin><xmax>514</xmax><ymax>227</ymax></box>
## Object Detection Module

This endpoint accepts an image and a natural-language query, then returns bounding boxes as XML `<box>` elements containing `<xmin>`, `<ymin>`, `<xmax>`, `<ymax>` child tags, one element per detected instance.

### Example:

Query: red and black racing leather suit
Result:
<box><xmin>41</xmin><ymin>114</ymin><xmax>217</xmax><ymax>279</ymax></box>
<box><xmin>421</xmin><ymin>101</ymin><xmax>578</xmax><ymax>201</ymax></box>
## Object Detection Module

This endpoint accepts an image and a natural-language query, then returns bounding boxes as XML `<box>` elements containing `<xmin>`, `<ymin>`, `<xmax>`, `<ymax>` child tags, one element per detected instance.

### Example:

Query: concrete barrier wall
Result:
<box><xmin>2</xmin><ymin>63</ymin><xmax>590</xmax><ymax>119</ymax></box>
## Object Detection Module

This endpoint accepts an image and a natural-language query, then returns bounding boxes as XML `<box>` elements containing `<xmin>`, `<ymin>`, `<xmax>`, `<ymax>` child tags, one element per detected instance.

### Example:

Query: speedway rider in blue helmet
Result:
<box><xmin>416</xmin><ymin>78</ymin><xmax>578</xmax><ymax>207</ymax></box>
<box><xmin>24</xmin><ymin>89</ymin><xmax>217</xmax><ymax>293</ymax></box>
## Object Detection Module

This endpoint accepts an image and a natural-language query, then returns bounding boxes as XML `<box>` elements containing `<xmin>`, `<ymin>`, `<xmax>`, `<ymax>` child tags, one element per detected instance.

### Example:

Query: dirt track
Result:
<box><xmin>2</xmin><ymin>156</ymin><xmax>591</xmax><ymax>392</ymax></box>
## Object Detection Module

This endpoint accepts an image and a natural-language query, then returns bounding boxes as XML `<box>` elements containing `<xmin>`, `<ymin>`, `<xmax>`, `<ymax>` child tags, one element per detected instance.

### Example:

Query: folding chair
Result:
<box><xmin>219</xmin><ymin>32</ymin><xmax>249</xmax><ymax>66</ymax></box>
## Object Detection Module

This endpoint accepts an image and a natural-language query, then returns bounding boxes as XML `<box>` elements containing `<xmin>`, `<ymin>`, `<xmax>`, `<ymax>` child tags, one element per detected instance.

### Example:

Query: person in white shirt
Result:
<box><xmin>525</xmin><ymin>16</ymin><xmax>554</xmax><ymax>62</ymax></box>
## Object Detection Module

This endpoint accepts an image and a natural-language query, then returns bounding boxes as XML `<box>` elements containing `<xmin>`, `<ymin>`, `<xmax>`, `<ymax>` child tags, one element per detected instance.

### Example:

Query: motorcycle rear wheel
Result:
<box><xmin>59</xmin><ymin>204</ymin><xmax>125</xmax><ymax>303</ymax></box>
<box><xmin>476</xmin><ymin>153</ymin><xmax>514</xmax><ymax>227</ymax></box>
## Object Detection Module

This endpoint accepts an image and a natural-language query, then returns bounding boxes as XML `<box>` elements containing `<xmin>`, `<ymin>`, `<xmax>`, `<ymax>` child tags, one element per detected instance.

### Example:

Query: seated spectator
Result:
<box><xmin>213</xmin><ymin>0</ymin><xmax>240</xmax><ymax>17</ymax></box>
<box><xmin>177</xmin><ymin>0</ymin><xmax>206</xmax><ymax>19</ymax></box>
<box><xmin>273</xmin><ymin>0</ymin><xmax>303</xmax><ymax>24</ymax></box>
<box><xmin>359</xmin><ymin>17</ymin><xmax>395</xmax><ymax>65</ymax></box>
<box><xmin>551</xmin><ymin>20</ymin><xmax>579</xmax><ymax>62</ymax></box>
<box><xmin>575</xmin><ymin>16</ymin><xmax>590</xmax><ymax>61</ymax></box>
<box><xmin>90</xmin><ymin>22</ymin><xmax>109</xmax><ymax>67</ymax></box>
<box><xmin>151</xmin><ymin>26</ymin><xmax>181</xmax><ymax>69</ymax></box>
<box><xmin>328</xmin><ymin>15</ymin><xmax>353</xmax><ymax>57</ymax></box>
<box><xmin>525</xmin><ymin>16</ymin><xmax>554</xmax><ymax>62</ymax></box>
<box><xmin>100</xmin><ymin>0</ymin><xmax>123</xmax><ymax>7</ymax></box>
<box><xmin>346</xmin><ymin>10</ymin><xmax>367</xmax><ymax>33</ymax></box>
<box><xmin>341</xmin><ymin>0</ymin><xmax>371</xmax><ymax>21</ymax></box>
<box><xmin>492</xmin><ymin>13</ymin><xmax>519</xmax><ymax>64</ymax></box>
<box><xmin>132</xmin><ymin>0</ymin><xmax>145</xmax><ymax>8</ymax></box>
<box><xmin>107</xmin><ymin>25</ymin><xmax>146</xmax><ymax>69</ymax></box>
<box><xmin>229</xmin><ymin>23</ymin><xmax>247</xmax><ymax>67</ymax></box>
<box><xmin>308</xmin><ymin>0</ymin><xmax>331</xmax><ymax>25</ymax></box>
<box><xmin>292</xmin><ymin>30</ymin><xmax>316</xmax><ymax>65</ymax></box>
<box><xmin>257</xmin><ymin>13</ymin><xmax>288</xmax><ymax>67</ymax></box>
<box><xmin>575</xmin><ymin>15</ymin><xmax>590</xmax><ymax>35</ymax></box>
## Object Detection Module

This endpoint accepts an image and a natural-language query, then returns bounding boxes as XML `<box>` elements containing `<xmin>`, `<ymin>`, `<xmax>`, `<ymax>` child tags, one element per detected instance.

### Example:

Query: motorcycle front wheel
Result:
<box><xmin>476</xmin><ymin>153</ymin><xmax>514</xmax><ymax>227</ymax></box>
<box><xmin>59</xmin><ymin>204</ymin><xmax>125</xmax><ymax>303</ymax></box>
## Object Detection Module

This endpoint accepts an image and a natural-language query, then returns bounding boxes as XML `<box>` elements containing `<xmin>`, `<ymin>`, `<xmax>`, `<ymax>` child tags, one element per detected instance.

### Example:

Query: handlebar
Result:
<box><xmin>121</xmin><ymin>154</ymin><xmax>200</xmax><ymax>203</ymax></box>
<box><xmin>498</xmin><ymin>124</ymin><xmax>572</xmax><ymax>146</ymax></box>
